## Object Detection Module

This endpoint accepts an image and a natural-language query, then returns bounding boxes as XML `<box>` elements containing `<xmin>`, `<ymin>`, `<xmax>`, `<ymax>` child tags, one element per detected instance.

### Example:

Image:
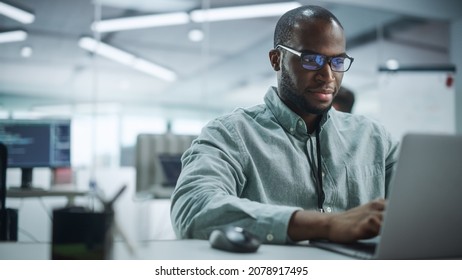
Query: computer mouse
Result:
<box><xmin>209</xmin><ymin>226</ymin><xmax>261</xmax><ymax>253</ymax></box>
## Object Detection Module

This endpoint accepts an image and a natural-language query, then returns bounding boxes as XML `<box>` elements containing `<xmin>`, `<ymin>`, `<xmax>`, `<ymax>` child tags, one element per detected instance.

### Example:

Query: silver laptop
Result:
<box><xmin>311</xmin><ymin>133</ymin><xmax>462</xmax><ymax>259</ymax></box>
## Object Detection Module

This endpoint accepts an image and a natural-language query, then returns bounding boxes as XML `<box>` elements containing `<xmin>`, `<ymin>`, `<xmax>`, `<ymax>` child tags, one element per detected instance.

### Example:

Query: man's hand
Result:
<box><xmin>288</xmin><ymin>199</ymin><xmax>386</xmax><ymax>243</ymax></box>
<box><xmin>326</xmin><ymin>198</ymin><xmax>386</xmax><ymax>242</ymax></box>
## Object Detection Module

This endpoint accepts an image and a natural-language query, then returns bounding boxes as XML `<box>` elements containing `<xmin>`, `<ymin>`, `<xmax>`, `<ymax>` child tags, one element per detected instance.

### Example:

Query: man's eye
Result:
<box><xmin>332</xmin><ymin>57</ymin><xmax>345</xmax><ymax>66</ymax></box>
<box><xmin>303</xmin><ymin>56</ymin><xmax>317</xmax><ymax>63</ymax></box>
<box><xmin>303</xmin><ymin>55</ymin><xmax>324</xmax><ymax>65</ymax></box>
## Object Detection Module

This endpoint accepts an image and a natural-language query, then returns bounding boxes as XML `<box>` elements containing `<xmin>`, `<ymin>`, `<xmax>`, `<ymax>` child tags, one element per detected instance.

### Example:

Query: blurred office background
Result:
<box><xmin>1</xmin><ymin>0</ymin><xmax>461</xmax><ymax>245</ymax></box>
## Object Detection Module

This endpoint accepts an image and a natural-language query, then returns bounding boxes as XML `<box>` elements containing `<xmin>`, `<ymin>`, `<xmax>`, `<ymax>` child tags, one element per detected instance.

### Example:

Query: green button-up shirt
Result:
<box><xmin>171</xmin><ymin>86</ymin><xmax>400</xmax><ymax>244</ymax></box>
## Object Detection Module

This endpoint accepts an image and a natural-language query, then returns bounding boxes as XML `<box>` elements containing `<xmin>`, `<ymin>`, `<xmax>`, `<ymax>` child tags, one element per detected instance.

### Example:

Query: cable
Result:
<box><xmin>315</xmin><ymin>125</ymin><xmax>325</xmax><ymax>211</ymax></box>
<box><xmin>306</xmin><ymin>122</ymin><xmax>325</xmax><ymax>212</ymax></box>
<box><xmin>17</xmin><ymin>227</ymin><xmax>40</xmax><ymax>243</ymax></box>
<box><xmin>38</xmin><ymin>197</ymin><xmax>52</xmax><ymax>222</ymax></box>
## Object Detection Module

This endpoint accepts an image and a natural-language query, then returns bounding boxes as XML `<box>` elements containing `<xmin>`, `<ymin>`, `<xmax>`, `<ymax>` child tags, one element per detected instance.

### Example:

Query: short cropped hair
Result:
<box><xmin>274</xmin><ymin>5</ymin><xmax>344</xmax><ymax>48</ymax></box>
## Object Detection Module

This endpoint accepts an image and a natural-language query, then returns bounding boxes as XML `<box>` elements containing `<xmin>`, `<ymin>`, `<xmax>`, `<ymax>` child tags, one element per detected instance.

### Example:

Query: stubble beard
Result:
<box><xmin>279</xmin><ymin>67</ymin><xmax>332</xmax><ymax>116</ymax></box>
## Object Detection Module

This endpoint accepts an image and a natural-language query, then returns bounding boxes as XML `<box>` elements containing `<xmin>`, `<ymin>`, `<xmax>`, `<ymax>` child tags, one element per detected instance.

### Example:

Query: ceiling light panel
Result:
<box><xmin>79</xmin><ymin>37</ymin><xmax>135</xmax><ymax>65</ymax></box>
<box><xmin>0</xmin><ymin>30</ymin><xmax>27</xmax><ymax>44</ymax></box>
<box><xmin>92</xmin><ymin>12</ymin><xmax>190</xmax><ymax>33</ymax></box>
<box><xmin>0</xmin><ymin>2</ymin><xmax>35</xmax><ymax>24</ymax></box>
<box><xmin>78</xmin><ymin>37</ymin><xmax>177</xmax><ymax>82</ymax></box>
<box><xmin>190</xmin><ymin>2</ymin><xmax>301</xmax><ymax>22</ymax></box>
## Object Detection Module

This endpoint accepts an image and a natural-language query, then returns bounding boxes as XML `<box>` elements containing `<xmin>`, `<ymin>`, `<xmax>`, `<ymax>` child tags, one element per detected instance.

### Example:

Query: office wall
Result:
<box><xmin>342</xmin><ymin>19</ymin><xmax>454</xmax><ymax>141</ymax></box>
<box><xmin>378</xmin><ymin>72</ymin><xmax>455</xmax><ymax>139</ymax></box>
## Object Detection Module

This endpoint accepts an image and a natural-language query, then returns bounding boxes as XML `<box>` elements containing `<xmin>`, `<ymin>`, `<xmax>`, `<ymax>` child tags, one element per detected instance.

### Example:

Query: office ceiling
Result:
<box><xmin>0</xmin><ymin>0</ymin><xmax>461</xmax><ymax>119</ymax></box>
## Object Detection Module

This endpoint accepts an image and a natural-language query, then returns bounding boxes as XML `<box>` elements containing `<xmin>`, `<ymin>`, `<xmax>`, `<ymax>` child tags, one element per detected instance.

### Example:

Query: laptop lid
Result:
<box><xmin>311</xmin><ymin>133</ymin><xmax>462</xmax><ymax>259</ymax></box>
<box><xmin>375</xmin><ymin>133</ymin><xmax>462</xmax><ymax>259</ymax></box>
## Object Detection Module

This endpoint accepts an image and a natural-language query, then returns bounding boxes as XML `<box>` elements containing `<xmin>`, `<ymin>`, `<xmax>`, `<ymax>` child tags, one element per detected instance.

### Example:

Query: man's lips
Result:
<box><xmin>307</xmin><ymin>88</ymin><xmax>335</xmax><ymax>101</ymax></box>
<box><xmin>309</xmin><ymin>88</ymin><xmax>335</xmax><ymax>95</ymax></box>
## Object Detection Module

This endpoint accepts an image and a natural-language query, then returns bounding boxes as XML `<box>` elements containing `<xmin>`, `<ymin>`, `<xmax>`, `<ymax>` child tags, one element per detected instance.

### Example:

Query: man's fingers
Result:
<box><xmin>363</xmin><ymin>214</ymin><xmax>382</xmax><ymax>237</ymax></box>
<box><xmin>370</xmin><ymin>198</ymin><xmax>386</xmax><ymax>211</ymax></box>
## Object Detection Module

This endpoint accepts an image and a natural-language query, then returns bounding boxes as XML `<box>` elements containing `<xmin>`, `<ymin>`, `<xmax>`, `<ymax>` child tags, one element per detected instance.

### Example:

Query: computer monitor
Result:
<box><xmin>1</xmin><ymin>142</ymin><xmax>18</xmax><ymax>241</ymax></box>
<box><xmin>158</xmin><ymin>153</ymin><xmax>183</xmax><ymax>187</ymax></box>
<box><xmin>0</xmin><ymin>143</ymin><xmax>6</xmax><ymax>210</ymax></box>
<box><xmin>0</xmin><ymin>119</ymin><xmax>71</xmax><ymax>189</ymax></box>
<box><xmin>135</xmin><ymin>133</ymin><xmax>196</xmax><ymax>199</ymax></box>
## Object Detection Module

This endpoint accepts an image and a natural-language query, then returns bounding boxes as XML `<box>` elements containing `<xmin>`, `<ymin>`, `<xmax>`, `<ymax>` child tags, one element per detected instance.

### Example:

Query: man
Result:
<box><xmin>171</xmin><ymin>5</ymin><xmax>399</xmax><ymax>244</ymax></box>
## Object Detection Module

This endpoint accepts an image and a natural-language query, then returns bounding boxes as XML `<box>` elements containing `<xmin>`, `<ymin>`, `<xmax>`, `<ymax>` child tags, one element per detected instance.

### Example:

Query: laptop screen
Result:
<box><xmin>158</xmin><ymin>154</ymin><xmax>183</xmax><ymax>187</ymax></box>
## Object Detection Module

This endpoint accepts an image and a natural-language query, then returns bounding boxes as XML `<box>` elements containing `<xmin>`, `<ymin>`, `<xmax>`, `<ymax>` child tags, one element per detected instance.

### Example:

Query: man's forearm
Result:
<box><xmin>287</xmin><ymin>210</ymin><xmax>331</xmax><ymax>241</ymax></box>
<box><xmin>287</xmin><ymin>199</ymin><xmax>385</xmax><ymax>243</ymax></box>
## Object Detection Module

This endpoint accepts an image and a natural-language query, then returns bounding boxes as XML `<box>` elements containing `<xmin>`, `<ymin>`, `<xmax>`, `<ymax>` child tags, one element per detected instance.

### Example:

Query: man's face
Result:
<box><xmin>277</xmin><ymin>19</ymin><xmax>346</xmax><ymax>117</ymax></box>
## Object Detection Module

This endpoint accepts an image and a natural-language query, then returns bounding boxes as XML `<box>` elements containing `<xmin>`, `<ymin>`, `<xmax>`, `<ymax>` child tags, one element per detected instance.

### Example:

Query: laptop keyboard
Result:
<box><xmin>310</xmin><ymin>239</ymin><xmax>377</xmax><ymax>259</ymax></box>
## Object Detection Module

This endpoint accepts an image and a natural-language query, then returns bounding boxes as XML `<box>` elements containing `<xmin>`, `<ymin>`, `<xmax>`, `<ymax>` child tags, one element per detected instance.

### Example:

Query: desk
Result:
<box><xmin>0</xmin><ymin>240</ymin><xmax>352</xmax><ymax>260</ymax></box>
<box><xmin>6</xmin><ymin>189</ymin><xmax>87</xmax><ymax>206</ymax></box>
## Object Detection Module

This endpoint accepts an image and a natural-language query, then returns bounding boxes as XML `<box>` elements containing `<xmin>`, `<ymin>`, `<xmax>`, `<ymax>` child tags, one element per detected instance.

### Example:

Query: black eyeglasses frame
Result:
<box><xmin>276</xmin><ymin>44</ymin><xmax>354</xmax><ymax>72</ymax></box>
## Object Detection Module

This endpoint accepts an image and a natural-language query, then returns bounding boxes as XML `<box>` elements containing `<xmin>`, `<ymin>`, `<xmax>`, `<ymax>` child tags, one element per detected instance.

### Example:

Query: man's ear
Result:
<box><xmin>269</xmin><ymin>49</ymin><xmax>281</xmax><ymax>71</ymax></box>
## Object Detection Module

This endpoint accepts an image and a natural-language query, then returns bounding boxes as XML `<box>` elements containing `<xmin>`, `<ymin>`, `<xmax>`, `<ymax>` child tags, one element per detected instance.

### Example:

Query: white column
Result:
<box><xmin>451</xmin><ymin>18</ymin><xmax>462</xmax><ymax>134</ymax></box>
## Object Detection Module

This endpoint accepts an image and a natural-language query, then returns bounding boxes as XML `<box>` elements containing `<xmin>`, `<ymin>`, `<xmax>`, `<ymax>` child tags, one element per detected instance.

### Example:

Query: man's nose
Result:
<box><xmin>315</xmin><ymin>62</ymin><xmax>336</xmax><ymax>82</ymax></box>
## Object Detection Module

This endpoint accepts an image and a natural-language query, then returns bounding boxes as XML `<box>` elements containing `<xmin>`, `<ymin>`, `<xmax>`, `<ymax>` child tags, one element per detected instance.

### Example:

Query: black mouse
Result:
<box><xmin>209</xmin><ymin>226</ymin><xmax>261</xmax><ymax>253</ymax></box>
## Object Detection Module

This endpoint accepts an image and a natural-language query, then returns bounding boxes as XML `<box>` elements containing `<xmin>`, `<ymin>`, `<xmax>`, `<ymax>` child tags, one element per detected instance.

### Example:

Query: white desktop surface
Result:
<box><xmin>0</xmin><ymin>239</ymin><xmax>352</xmax><ymax>260</ymax></box>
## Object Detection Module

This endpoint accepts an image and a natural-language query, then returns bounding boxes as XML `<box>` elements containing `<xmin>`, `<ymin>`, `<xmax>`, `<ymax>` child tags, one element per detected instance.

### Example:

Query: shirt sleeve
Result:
<box><xmin>384</xmin><ymin>128</ymin><xmax>401</xmax><ymax>197</ymax></box>
<box><xmin>170</xmin><ymin>117</ymin><xmax>301</xmax><ymax>244</ymax></box>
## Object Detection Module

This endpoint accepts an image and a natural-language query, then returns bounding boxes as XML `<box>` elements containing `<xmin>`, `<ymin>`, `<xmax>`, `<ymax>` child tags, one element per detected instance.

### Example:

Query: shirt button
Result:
<box><xmin>322</xmin><ymin>172</ymin><xmax>325</xmax><ymax>177</ymax></box>
<box><xmin>290</xmin><ymin>127</ymin><xmax>294</xmax><ymax>132</ymax></box>
<box><xmin>326</xmin><ymin>207</ymin><xmax>332</xmax><ymax>213</ymax></box>
<box><xmin>266</xmin><ymin>234</ymin><xmax>274</xmax><ymax>242</ymax></box>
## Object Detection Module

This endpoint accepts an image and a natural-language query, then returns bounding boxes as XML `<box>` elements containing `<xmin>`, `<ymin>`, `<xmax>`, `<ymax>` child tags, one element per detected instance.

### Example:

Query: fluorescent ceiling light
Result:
<box><xmin>20</xmin><ymin>45</ymin><xmax>33</xmax><ymax>57</ymax></box>
<box><xmin>190</xmin><ymin>2</ymin><xmax>301</xmax><ymax>22</ymax></box>
<box><xmin>0</xmin><ymin>2</ymin><xmax>35</xmax><ymax>24</ymax></box>
<box><xmin>79</xmin><ymin>37</ymin><xmax>135</xmax><ymax>65</ymax></box>
<box><xmin>188</xmin><ymin>29</ymin><xmax>204</xmax><ymax>42</ymax></box>
<box><xmin>0</xmin><ymin>30</ymin><xmax>27</xmax><ymax>44</ymax></box>
<box><xmin>91</xmin><ymin>2</ymin><xmax>301</xmax><ymax>32</ymax></box>
<box><xmin>92</xmin><ymin>12</ymin><xmax>190</xmax><ymax>33</ymax></box>
<box><xmin>78</xmin><ymin>37</ymin><xmax>177</xmax><ymax>82</ymax></box>
<box><xmin>385</xmin><ymin>59</ymin><xmax>400</xmax><ymax>70</ymax></box>
<box><xmin>132</xmin><ymin>58</ymin><xmax>177</xmax><ymax>82</ymax></box>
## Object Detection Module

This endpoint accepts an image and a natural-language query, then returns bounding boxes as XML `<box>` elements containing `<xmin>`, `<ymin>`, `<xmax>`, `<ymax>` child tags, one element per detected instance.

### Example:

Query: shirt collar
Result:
<box><xmin>264</xmin><ymin>86</ymin><xmax>331</xmax><ymax>136</ymax></box>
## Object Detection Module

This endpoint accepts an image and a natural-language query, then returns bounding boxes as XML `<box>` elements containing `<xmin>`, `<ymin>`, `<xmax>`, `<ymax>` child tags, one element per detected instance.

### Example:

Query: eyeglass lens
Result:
<box><xmin>301</xmin><ymin>54</ymin><xmax>351</xmax><ymax>72</ymax></box>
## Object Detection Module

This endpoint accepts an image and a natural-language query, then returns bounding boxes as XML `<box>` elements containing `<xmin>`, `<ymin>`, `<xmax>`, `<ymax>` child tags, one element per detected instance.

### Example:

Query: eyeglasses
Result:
<box><xmin>276</xmin><ymin>44</ymin><xmax>354</xmax><ymax>72</ymax></box>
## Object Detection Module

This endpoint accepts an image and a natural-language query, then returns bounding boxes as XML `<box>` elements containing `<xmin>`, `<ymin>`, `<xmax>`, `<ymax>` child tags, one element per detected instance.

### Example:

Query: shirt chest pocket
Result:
<box><xmin>345</xmin><ymin>163</ymin><xmax>385</xmax><ymax>207</ymax></box>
